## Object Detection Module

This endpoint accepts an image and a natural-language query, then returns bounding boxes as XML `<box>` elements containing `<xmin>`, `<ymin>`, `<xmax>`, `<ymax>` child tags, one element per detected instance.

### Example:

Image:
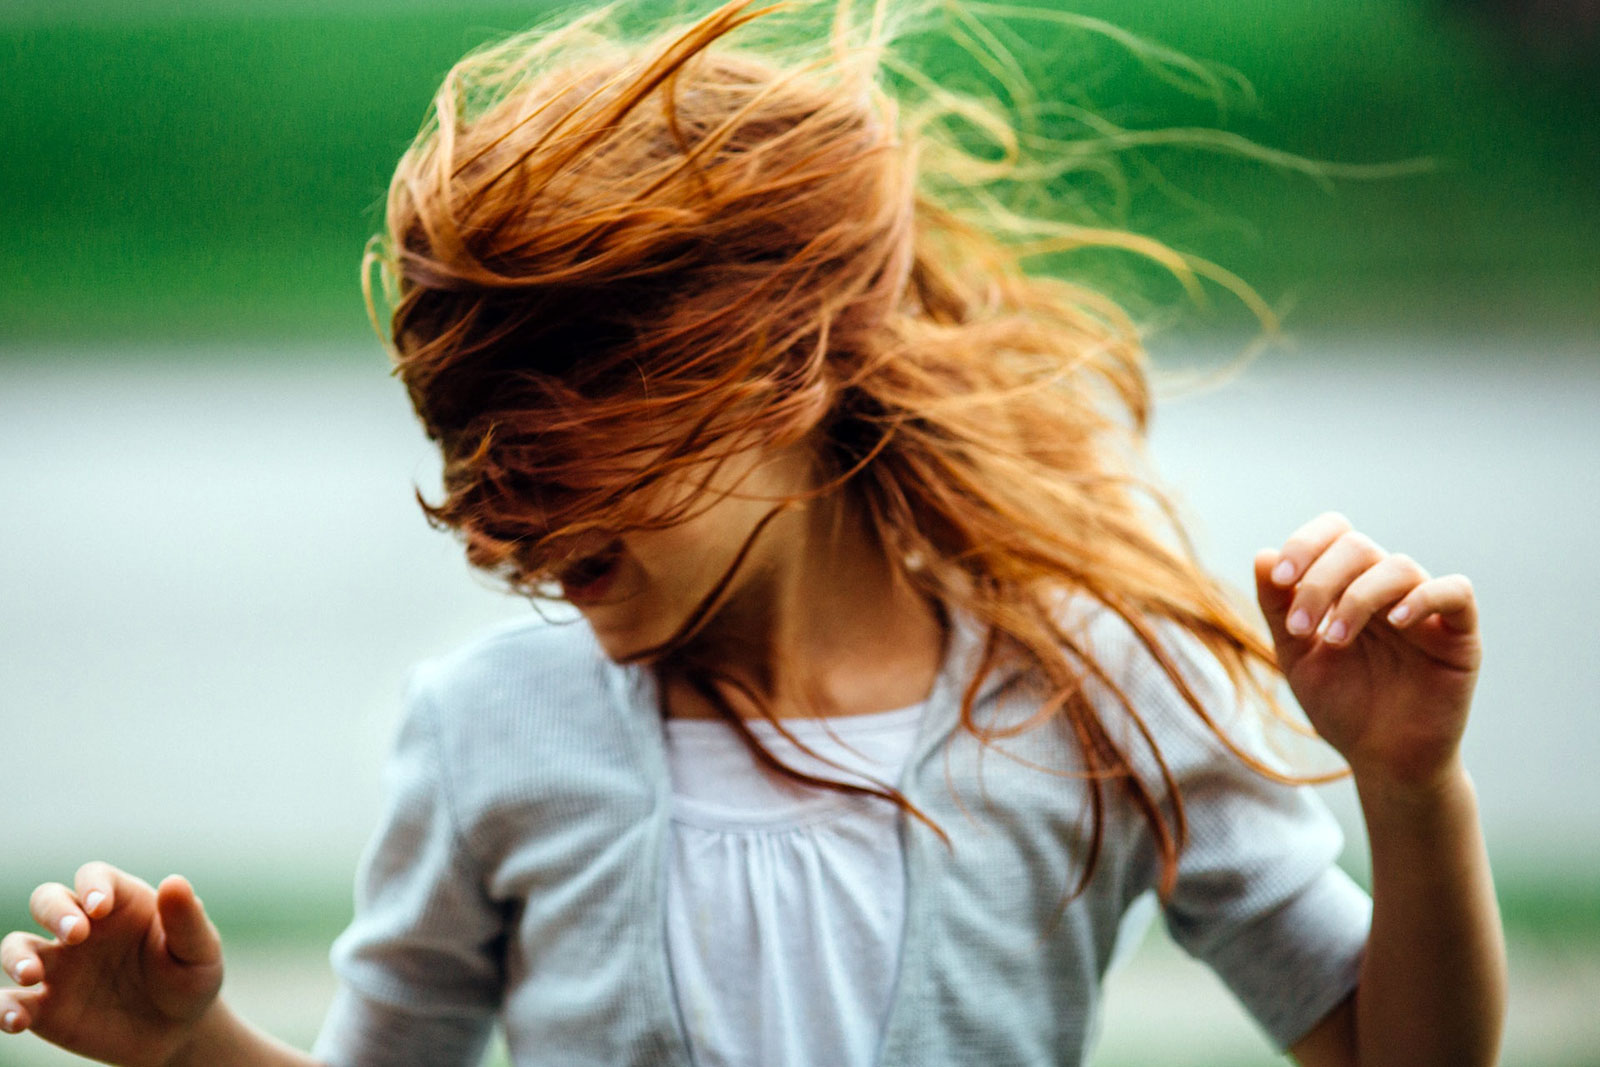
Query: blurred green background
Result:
<box><xmin>3</xmin><ymin>0</ymin><xmax>1597</xmax><ymax>344</ymax></box>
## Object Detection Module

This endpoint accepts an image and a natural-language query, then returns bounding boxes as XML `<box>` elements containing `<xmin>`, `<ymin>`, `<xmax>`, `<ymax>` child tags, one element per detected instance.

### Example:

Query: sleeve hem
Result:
<box><xmin>334</xmin><ymin>963</ymin><xmax>503</xmax><ymax>1019</ymax></box>
<box><xmin>1204</xmin><ymin>865</ymin><xmax>1372</xmax><ymax>1050</ymax></box>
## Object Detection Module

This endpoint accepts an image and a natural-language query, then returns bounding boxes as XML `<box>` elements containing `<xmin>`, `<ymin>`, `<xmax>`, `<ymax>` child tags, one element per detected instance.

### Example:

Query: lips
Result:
<box><xmin>557</xmin><ymin>539</ymin><xmax>625</xmax><ymax>604</ymax></box>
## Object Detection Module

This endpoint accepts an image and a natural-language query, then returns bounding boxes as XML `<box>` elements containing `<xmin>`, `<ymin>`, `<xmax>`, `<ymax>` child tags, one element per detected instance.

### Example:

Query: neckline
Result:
<box><xmin>603</xmin><ymin>606</ymin><xmax>1006</xmax><ymax>1067</ymax></box>
<box><xmin>663</xmin><ymin>699</ymin><xmax>930</xmax><ymax>831</ymax></box>
<box><xmin>613</xmin><ymin>605</ymin><xmax>1001</xmax><ymax>779</ymax></box>
<box><xmin>661</xmin><ymin>698</ymin><xmax>929</xmax><ymax>738</ymax></box>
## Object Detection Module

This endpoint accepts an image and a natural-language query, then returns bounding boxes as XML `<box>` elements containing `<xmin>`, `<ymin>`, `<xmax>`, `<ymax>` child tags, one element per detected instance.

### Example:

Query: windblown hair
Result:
<box><xmin>363</xmin><ymin>0</ymin><xmax>1326</xmax><ymax>899</ymax></box>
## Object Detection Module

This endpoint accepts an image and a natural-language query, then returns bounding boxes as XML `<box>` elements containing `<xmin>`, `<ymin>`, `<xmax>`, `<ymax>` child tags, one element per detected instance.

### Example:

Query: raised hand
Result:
<box><xmin>1</xmin><ymin>862</ymin><xmax>224</xmax><ymax>1067</ymax></box>
<box><xmin>1253</xmin><ymin>511</ymin><xmax>1482</xmax><ymax>791</ymax></box>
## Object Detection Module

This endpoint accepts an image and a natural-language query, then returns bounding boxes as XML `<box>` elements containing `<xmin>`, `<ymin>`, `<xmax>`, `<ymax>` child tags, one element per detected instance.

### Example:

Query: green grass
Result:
<box><xmin>3</xmin><ymin>0</ymin><xmax>1597</xmax><ymax>345</ymax></box>
<box><xmin>1495</xmin><ymin>876</ymin><xmax>1600</xmax><ymax>947</ymax></box>
<box><xmin>5</xmin><ymin>863</ymin><xmax>1597</xmax><ymax>952</ymax></box>
<box><xmin>1338</xmin><ymin>861</ymin><xmax>1600</xmax><ymax>947</ymax></box>
<box><xmin>0</xmin><ymin>872</ymin><xmax>355</xmax><ymax>949</ymax></box>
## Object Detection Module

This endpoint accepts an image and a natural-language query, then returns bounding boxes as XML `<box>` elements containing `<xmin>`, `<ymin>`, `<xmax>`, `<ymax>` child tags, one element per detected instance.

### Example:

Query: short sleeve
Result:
<box><xmin>312</xmin><ymin>670</ymin><xmax>506</xmax><ymax>1067</ymax></box>
<box><xmin>1162</xmin><ymin>763</ymin><xmax>1371</xmax><ymax>1049</ymax></box>
<box><xmin>1128</xmin><ymin>624</ymin><xmax>1373</xmax><ymax>1050</ymax></box>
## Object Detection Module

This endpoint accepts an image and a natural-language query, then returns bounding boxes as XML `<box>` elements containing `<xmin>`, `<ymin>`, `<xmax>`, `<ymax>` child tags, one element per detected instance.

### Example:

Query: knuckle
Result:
<box><xmin>1333</xmin><ymin>585</ymin><xmax>1376</xmax><ymax>614</ymax></box>
<box><xmin>1395</xmin><ymin>556</ymin><xmax>1433</xmax><ymax>579</ymax></box>
<box><xmin>1291</xmin><ymin>582</ymin><xmax>1329</xmax><ymax>609</ymax></box>
<box><xmin>1339</xmin><ymin>529</ymin><xmax>1381</xmax><ymax>557</ymax></box>
<box><xmin>1385</xmin><ymin>553</ymin><xmax>1429</xmax><ymax>583</ymax></box>
<box><xmin>1319</xmin><ymin>510</ymin><xmax>1352</xmax><ymax>532</ymax></box>
<box><xmin>26</xmin><ymin>885</ymin><xmax>53</xmax><ymax>916</ymax></box>
<box><xmin>1285</xmin><ymin>589</ymin><xmax>1314</xmax><ymax>617</ymax></box>
<box><xmin>27</xmin><ymin>883</ymin><xmax>76</xmax><ymax>928</ymax></box>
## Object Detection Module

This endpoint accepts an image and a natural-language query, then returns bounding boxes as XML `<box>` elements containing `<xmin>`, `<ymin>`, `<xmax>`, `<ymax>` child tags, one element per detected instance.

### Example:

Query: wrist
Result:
<box><xmin>1353</xmin><ymin>756</ymin><xmax>1480</xmax><ymax>849</ymax></box>
<box><xmin>1350</xmin><ymin>752</ymin><xmax>1471</xmax><ymax>809</ymax></box>
<box><xmin>160</xmin><ymin>996</ymin><xmax>320</xmax><ymax>1067</ymax></box>
<box><xmin>161</xmin><ymin>999</ymin><xmax>236</xmax><ymax>1067</ymax></box>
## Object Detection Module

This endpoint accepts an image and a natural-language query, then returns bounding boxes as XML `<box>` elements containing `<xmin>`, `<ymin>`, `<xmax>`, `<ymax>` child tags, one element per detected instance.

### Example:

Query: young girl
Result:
<box><xmin>0</xmin><ymin>1</ymin><xmax>1506</xmax><ymax>1064</ymax></box>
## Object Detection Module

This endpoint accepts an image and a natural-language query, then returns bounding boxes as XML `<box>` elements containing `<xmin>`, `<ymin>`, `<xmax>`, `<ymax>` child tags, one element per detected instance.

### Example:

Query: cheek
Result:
<box><xmin>627</xmin><ymin>524</ymin><xmax>727</xmax><ymax>594</ymax></box>
<box><xmin>625</xmin><ymin>505</ymin><xmax>763</xmax><ymax>600</ymax></box>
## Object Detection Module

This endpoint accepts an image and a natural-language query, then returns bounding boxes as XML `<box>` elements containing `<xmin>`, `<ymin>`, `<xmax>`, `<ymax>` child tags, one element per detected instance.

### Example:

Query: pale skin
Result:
<box><xmin>0</xmin><ymin>462</ymin><xmax>1507</xmax><ymax>1064</ymax></box>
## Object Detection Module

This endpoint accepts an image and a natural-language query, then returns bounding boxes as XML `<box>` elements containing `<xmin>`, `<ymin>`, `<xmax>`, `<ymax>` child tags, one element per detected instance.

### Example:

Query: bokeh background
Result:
<box><xmin>3</xmin><ymin>0</ymin><xmax>1597</xmax><ymax>1064</ymax></box>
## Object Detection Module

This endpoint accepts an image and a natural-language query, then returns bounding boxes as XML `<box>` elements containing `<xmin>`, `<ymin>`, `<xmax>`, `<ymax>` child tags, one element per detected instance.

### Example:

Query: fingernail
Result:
<box><xmin>84</xmin><ymin>891</ymin><xmax>104</xmax><ymax>914</ymax></box>
<box><xmin>1327</xmin><ymin>620</ymin><xmax>1348</xmax><ymax>644</ymax></box>
<box><xmin>58</xmin><ymin>915</ymin><xmax>78</xmax><ymax>939</ymax></box>
<box><xmin>1287</xmin><ymin>609</ymin><xmax>1312</xmax><ymax>635</ymax></box>
<box><xmin>1271</xmin><ymin>559</ymin><xmax>1296</xmax><ymax>585</ymax></box>
<box><xmin>1388</xmin><ymin>604</ymin><xmax>1411</xmax><ymax>625</ymax></box>
<box><xmin>3</xmin><ymin>1010</ymin><xmax>17</xmax><ymax>1032</ymax></box>
<box><xmin>13</xmin><ymin>960</ymin><xmax>32</xmax><ymax>983</ymax></box>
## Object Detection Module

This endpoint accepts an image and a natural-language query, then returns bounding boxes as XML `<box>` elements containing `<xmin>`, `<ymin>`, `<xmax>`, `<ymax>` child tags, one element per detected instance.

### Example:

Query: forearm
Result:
<box><xmin>166</xmin><ymin>999</ymin><xmax>325</xmax><ymax>1067</ymax></box>
<box><xmin>1352</xmin><ymin>758</ymin><xmax>1507</xmax><ymax>1067</ymax></box>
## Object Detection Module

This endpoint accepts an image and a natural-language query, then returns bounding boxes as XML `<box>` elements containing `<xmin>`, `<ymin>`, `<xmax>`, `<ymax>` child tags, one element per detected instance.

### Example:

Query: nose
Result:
<box><xmin>551</xmin><ymin>534</ymin><xmax>625</xmax><ymax>569</ymax></box>
<box><xmin>553</xmin><ymin>537</ymin><xmax>626</xmax><ymax>587</ymax></box>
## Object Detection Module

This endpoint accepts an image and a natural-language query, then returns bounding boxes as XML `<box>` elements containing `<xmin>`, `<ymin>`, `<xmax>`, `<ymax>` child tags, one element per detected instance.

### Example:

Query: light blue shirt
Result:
<box><xmin>314</xmin><ymin>602</ymin><xmax>1370</xmax><ymax>1065</ymax></box>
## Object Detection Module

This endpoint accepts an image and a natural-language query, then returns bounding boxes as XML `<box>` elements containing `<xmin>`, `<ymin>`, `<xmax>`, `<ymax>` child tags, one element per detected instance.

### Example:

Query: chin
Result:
<box><xmin>579</xmin><ymin>605</ymin><xmax>676</xmax><ymax>665</ymax></box>
<box><xmin>589</xmin><ymin>629</ymin><xmax>647</xmax><ymax>664</ymax></box>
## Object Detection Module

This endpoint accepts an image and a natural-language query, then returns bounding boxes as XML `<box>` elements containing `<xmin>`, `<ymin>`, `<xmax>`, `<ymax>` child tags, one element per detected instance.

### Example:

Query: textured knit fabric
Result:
<box><xmin>312</xmin><ymin>602</ymin><xmax>1372</xmax><ymax>1066</ymax></box>
<box><xmin>664</xmin><ymin>702</ymin><xmax>925</xmax><ymax>1067</ymax></box>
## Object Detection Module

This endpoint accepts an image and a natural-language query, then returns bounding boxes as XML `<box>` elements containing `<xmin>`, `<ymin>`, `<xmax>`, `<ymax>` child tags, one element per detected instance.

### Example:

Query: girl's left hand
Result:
<box><xmin>1253</xmin><ymin>511</ymin><xmax>1482</xmax><ymax>791</ymax></box>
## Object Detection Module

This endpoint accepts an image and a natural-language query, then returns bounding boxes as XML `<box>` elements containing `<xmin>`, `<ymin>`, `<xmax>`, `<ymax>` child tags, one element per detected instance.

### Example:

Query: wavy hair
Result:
<box><xmin>362</xmin><ymin>0</ymin><xmax>1331</xmax><ymax>899</ymax></box>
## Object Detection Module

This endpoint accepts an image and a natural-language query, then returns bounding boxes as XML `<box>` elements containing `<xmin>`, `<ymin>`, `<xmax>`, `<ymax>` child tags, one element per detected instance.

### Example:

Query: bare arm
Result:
<box><xmin>1256</xmin><ymin>513</ymin><xmax>1508</xmax><ymax>1067</ymax></box>
<box><xmin>1290</xmin><ymin>763</ymin><xmax>1506</xmax><ymax>1066</ymax></box>
<box><xmin>1350</xmin><ymin>762</ymin><xmax>1505</xmax><ymax>1063</ymax></box>
<box><xmin>166</xmin><ymin>999</ymin><xmax>324</xmax><ymax>1067</ymax></box>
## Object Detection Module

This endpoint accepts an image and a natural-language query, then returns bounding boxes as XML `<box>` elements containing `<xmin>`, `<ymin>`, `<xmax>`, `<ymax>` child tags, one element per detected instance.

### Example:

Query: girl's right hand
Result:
<box><xmin>1</xmin><ymin>862</ymin><xmax>224</xmax><ymax>1067</ymax></box>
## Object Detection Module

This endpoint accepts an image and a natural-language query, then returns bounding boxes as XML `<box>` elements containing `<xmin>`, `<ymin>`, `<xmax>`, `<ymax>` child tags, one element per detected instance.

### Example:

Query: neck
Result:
<box><xmin>667</xmin><ymin>487</ymin><xmax>946</xmax><ymax>719</ymax></box>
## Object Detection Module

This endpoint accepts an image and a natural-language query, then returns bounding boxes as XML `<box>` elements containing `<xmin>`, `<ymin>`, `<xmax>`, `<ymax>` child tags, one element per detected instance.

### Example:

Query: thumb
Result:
<box><xmin>1252</xmin><ymin>547</ymin><xmax>1298</xmax><ymax>656</ymax></box>
<box><xmin>154</xmin><ymin>876</ymin><xmax>220</xmax><ymax>968</ymax></box>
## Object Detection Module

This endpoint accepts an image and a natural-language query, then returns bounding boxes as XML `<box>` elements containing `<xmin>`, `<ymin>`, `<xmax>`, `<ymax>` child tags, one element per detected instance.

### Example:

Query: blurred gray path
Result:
<box><xmin>4</xmin><ymin>335</ymin><xmax>1597</xmax><ymax>882</ymax></box>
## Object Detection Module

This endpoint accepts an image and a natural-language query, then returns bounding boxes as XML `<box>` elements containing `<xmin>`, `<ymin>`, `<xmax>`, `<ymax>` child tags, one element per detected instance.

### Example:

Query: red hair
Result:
<box><xmin>363</xmin><ymin>0</ymin><xmax>1330</xmax><ymax>899</ymax></box>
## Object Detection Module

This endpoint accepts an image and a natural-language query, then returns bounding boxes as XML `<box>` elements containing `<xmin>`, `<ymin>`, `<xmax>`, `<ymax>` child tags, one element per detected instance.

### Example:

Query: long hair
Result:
<box><xmin>363</xmin><ymin>0</ymin><xmax>1329</xmax><ymax>899</ymax></box>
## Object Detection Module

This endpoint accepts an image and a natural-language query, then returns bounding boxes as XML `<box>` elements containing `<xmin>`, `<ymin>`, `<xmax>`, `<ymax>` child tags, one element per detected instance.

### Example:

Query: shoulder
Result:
<box><xmin>392</xmin><ymin>613</ymin><xmax>657</xmax><ymax>855</ymax></box>
<box><xmin>407</xmin><ymin>612</ymin><xmax>616</xmax><ymax>722</ymax></box>
<box><xmin>1052</xmin><ymin>595</ymin><xmax>1266</xmax><ymax>772</ymax></box>
<box><xmin>398</xmin><ymin>613</ymin><xmax>629</xmax><ymax>784</ymax></box>
<box><xmin>1055</xmin><ymin>595</ymin><xmax>1238</xmax><ymax>708</ymax></box>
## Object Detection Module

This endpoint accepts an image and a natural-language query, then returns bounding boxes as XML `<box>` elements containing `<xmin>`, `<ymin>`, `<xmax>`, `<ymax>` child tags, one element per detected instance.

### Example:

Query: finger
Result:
<box><xmin>0</xmin><ymin>931</ymin><xmax>55</xmax><ymax>987</ymax></box>
<box><xmin>0</xmin><ymin>987</ymin><xmax>45</xmax><ymax>1033</ymax></box>
<box><xmin>1254</xmin><ymin>547</ymin><xmax>1296</xmax><ymax>648</ymax></box>
<box><xmin>155</xmin><ymin>876</ymin><xmax>220</xmax><ymax>968</ymax></box>
<box><xmin>1285</xmin><ymin>529</ymin><xmax>1386</xmax><ymax>639</ymax></box>
<box><xmin>1266</xmin><ymin>511</ymin><xmax>1354</xmax><ymax>589</ymax></box>
<box><xmin>1322</xmin><ymin>553</ymin><xmax>1430</xmax><ymax>646</ymax></box>
<box><xmin>1387</xmin><ymin>573</ymin><xmax>1478</xmax><ymax>635</ymax></box>
<box><xmin>27</xmin><ymin>883</ymin><xmax>89</xmax><ymax>946</ymax></box>
<box><xmin>73</xmin><ymin>861</ymin><xmax>147</xmax><ymax>921</ymax></box>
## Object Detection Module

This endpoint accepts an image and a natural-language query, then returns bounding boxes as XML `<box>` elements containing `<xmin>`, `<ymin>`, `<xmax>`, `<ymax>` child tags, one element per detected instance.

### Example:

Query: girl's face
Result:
<box><xmin>554</xmin><ymin>442</ymin><xmax>815</xmax><ymax>663</ymax></box>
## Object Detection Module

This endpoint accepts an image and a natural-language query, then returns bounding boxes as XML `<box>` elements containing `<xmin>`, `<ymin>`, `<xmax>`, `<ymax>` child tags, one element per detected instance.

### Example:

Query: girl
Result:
<box><xmin>0</xmin><ymin>1</ymin><xmax>1505</xmax><ymax>1064</ymax></box>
